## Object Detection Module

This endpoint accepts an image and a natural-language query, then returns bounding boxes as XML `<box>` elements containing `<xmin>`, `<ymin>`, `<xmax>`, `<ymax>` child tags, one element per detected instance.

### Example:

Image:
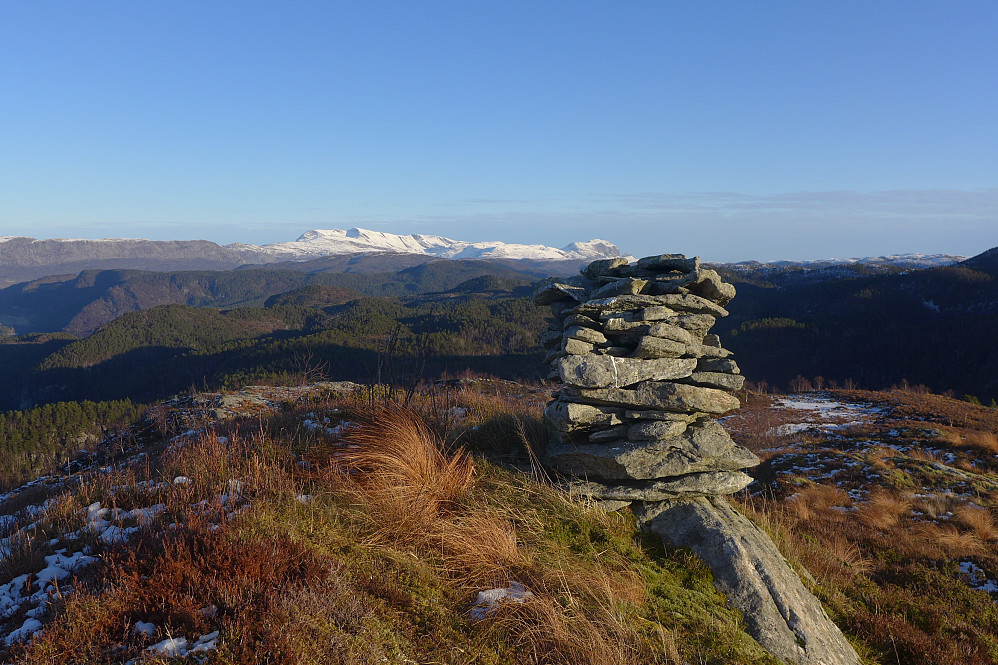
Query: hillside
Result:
<box><xmin>715</xmin><ymin>246</ymin><xmax>998</xmax><ymax>403</ymax></box>
<box><xmin>0</xmin><ymin>381</ymin><xmax>778</xmax><ymax>664</ymax></box>
<box><xmin>0</xmin><ymin>283</ymin><xmax>548</xmax><ymax>411</ymax></box>
<box><xmin>0</xmin><ymin>260</ymin><xmax>540</xmax><ymax>337</ymax></box>
<box><xmin>2</xmin><ymin>379</ymin><xmax>998</xmax><ymax>663</ymax></box>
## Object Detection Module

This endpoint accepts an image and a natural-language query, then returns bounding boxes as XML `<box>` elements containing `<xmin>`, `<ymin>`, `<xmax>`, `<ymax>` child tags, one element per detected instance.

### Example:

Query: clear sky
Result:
<box><xmin>1</xmin><ymin>1</ymin><xmax>996</xmax><ymax>262</ymax></box>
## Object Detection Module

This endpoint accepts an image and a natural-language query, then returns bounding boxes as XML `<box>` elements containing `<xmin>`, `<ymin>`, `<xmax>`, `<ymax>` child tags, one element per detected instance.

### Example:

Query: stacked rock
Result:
<box><xmin>534</xmin><ymin>254</ymin><xmax>758</xmax><ymax>510</ymax></box>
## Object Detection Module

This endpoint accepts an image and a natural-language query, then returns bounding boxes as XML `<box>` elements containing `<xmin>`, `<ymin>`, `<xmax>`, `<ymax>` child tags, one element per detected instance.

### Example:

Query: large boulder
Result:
<box><xmin>637</xmin><ymin>497</ymin><xmax>861</xmax><ymax>665</ymax></box>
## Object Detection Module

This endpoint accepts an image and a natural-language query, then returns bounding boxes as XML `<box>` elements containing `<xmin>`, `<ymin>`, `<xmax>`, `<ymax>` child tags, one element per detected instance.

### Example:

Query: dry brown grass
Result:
<box><xmin>827</xmin><ymin>537</ymin><xmax>873</xmax><ymax>576</ymax></box>
<box><xmin>965</xmin><ymin>430</ymin><xmax>998</xmax><ymax>455</ymax></box>
<box><xmin>912</xmin><ymin>493</ymin><xmax>962</xmax><ymax>520</ymax></box>
<box><xmin>317</xmin><ymin>407</ymin><xmax>475</xmax><ymax>538</ymax></box>
<box><xmin>912</xmin><ymin>522</ymin><xmax>985</xmax><ymax>557</ymax></box>
<box><xmin>953</xmin><ymin>505</ymin><xmax>998</xmax><ymax>543</ymax></box>
<box><xmin>437</xmin><ymin>510</ymin><xmax>524</xmax><ymax>587</ymax></box>
<box><xmin>857</xmin><ymin>489</ymin><xmax>911</xmax><ymax>531</ymax></box>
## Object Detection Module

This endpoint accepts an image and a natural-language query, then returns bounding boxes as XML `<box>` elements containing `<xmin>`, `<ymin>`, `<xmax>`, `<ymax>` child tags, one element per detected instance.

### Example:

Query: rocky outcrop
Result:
<box><xmin>636</xmin><ymin>498</ymin><xmax>861</xmax><ymax>665</ymax></box>
<box><xmin>534</xmin><ymin>255</ymin><xmax>860</xmax><ymax>665</ymax></box>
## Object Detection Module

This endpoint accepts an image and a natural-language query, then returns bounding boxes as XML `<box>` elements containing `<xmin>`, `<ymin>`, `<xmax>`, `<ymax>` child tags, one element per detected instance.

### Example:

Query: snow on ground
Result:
<box><xmin>470</xmin><ymin>582</ymin><xmax>533</xmax><ymax>621</ymax></box>
<box><xmin>768</xmin><ymin>393</ymin><xmax>885</xmax><ymax>436</ymax></box>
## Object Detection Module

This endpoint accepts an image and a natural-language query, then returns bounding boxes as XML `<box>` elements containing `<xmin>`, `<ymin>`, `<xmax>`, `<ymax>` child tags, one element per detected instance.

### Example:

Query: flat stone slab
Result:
<box><xmin>637</xmin><ymin>497</ymin><xmax>861</xmax><ymax>665</ymax></box>
<box><xmin>544</xmin><ymin>419</ymin><xmax>758</xmax><ymax>481</ymax></box>
<box><xmin>561</xmin><ymin>380</ymin><xmax>741</xmax><ymax>415</ymax></box>
<box><xmin>544</xmin><ymin>401</ymin><xmax>624</xmax><ymax>432</ymax></box>
<box><xmin>570</xmin><ymin>471</ymin><xmax>753</xmax><ymax>501</ymax></box>
<box><xmin>680</xmin><ymin>371</ymin><xmax>746</xmax><ymax>391</ymax></box>
<box><xmin>555</xmin><ymin>355</ymin><xmax>696</xmax><ymax>389</ymax></box>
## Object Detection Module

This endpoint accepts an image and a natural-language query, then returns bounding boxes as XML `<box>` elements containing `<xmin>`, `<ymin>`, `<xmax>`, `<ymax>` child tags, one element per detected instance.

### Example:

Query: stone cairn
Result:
<box><xmin>533</xmin><ymin>254</ymin><xmax>758</xmax><ymax>510</ymax></box>
<box><xmin>534</xmin><ymin>255</ymin><xmax>861</xmax><ymax>665</ymax></box>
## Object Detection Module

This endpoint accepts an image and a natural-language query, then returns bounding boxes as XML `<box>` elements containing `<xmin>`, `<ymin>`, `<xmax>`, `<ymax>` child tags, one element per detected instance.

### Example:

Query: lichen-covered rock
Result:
<box><xmin>534</xmin><ymin>253</ymin><xmax>858</xmax><ymax>665</ymax></box>
<box><xmin>554</xmin><ymin>355</ymin><xmax>696</xmax><ymax>389</ymax></box>
<box><xmin>564</xmin><ymin>326</ymin><xmax>607</xmax><ymax>345</ymax></box>
<box><xmin>679</xmin><ymin>371</ymin><xmax>746</xmax><ymax>391</ymax></box>
<box><xmin>631</xmin><ymin>336</ymin><xmax>688</xmax><ymax>359</ymax></box>
<box><xmin>544</xmin><ymin>419</ymin><xmax>758</xmax><ymax>481</ymax></box>
<box><xmin>561</xmin><ymin>380</ymin><xmax>741</xmax><ymax>415</ymax></box>
<box><xmin>571</xmin><ymin>471</ymin><xmax>753</xmax><ymax>501</ymax></box>
<box><xmin>635</xmin><ymin>254</ymin><xmax>700</xmax><ymax>273</ymax></box>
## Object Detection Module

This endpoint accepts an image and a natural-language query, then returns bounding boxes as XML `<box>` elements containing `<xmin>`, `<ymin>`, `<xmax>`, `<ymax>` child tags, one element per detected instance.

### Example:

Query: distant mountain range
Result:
<box><xmin>0</xmin><ymin>228</ymin><xmax>623</xmax><ymax>287</ymax></box>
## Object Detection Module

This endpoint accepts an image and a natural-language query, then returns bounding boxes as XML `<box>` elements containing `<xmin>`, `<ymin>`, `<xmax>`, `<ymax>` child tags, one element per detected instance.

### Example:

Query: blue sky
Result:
<box><xmin>1</xmin><ymin>1</ymin><xmax>995</xmax><ymax>261</ymax></box>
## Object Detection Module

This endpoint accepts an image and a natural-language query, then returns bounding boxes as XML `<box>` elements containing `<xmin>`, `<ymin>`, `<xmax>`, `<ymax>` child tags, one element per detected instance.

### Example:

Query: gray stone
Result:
<box><xmin>544</xmin><ymin>419</ymin><xmax>759</xmax><ymax>481</ymax></box>
<box><xmin>564</xmin><ymin>326</ymin><xmax>607</xmax><ymax>345</ymax></box>
<box><xmin>602</xmin><ymin>346</ymin><xmax>630</xmax><ymax>356</ymax></box>
<box><xmin>642</xmin><ymin>279</ymin><xmax>690</xmax><ymax>296</ymax></box>
<box><xmin>562</xmin><ymin>381</ymin><xmax>741</xmax><ymax>415</ymax></box>
<box><xmin>593</xmin><ymin>499</ymin><xmax>633</xmax><ymax>511</ymax></box>
<box><xmin>646</xmin><ymin>323</ymin><xmax>693</xmax><ymax>344</ymax></box>
<box><xmin>687</xmin><ymin>268</ymin><xmax>736</xmax><ymax>305</ymax></box>
<box><xmin>631</xmin><ymin>336</ymin><xmax>687</xmax><ymax>359</ymax></box>
<box><xmin>533</xmin><ymin>277</ymin><xmax>589</xmax><ymax>305</ymax></box>
<box><xmin>686</xmin><ymin>344</ymin><xmax>733</xmax><ymax>359</ymax></box>
<box><xmin>635</xmin><ymin>254</ymin><xmax>700</xmax><ymax>273</ymax></box>
<box><xmin>564</xmin><ymin>314</ymin><xmax>600</xmax><ymax>329</ymax></box>
<box><xmin>544</xmin><ymin>401</ymin><xmax>624</xmax><ymax>433</ymax></box>
<box><xmin>628</xmin><ymin>419</ymin><xmax>688</xmax><ymax>440</ymax></box>
<box><xmin>672</xmin><ymin>314</ymin><xmax>716</xmax><ymax>340</ymax></box>
<box><xmin>703</xmin><ymin>333</ymin><xmax>722</xmax><ymax>347</ymax></box>
<box><xmin>623</xmin><ymin>409</ymin><xmax>696</xmax><ymax>422</ymax></box>
<box><xmin>602</xmin><ymin>317</ymin><xmax>648</xmax><ymax>334</ymax></box>
<box><xmin>581</xmin><ymin>257</ymin><xmax>630</xmax><ymax>279</ymax></box>
<box><xmin>571</xmin><ymin>471</ymin><xmax>754</xmax><ymax>501</ymax></box>
<box><xmin>562</xmin><ymin>338</ymin><xmax>594</xmax><ymax>355</ymax></box>
<box><xmin>569</xmin><ymin>294</ymin><xmax>687</xmax><ymax>316</ymax></box>
<box><xmin>697</xmin><ymin>358</ymin><xmax>740</xmax><ymax>374</ymax></box>
<box><xmin>555</xmin><ymin>355</ymin><xmax>696</xmax><ymax>389</ymax></box>
<box><xmin>638</xmin><ymin>498</ymin><xmax>861</xmax><ymax>665</ymax></box>
<box><xmin>590</xmin><ymin>277</ymin><xmax>649</xmax><ymax>299</ymax></box>
<box><xmin>635</xmin><ymin>305</ymin><xmax>674</xmax><ymax>321</ymax></box>
<box><xmin>651</xmin><ymin>294</ymin><xmax>729</xmax><ymax>318</ymax></box>
<box><xmin>680</xmin><ymin>372</ymin><xmax>746</xmax><ymax>391</ymax></box>
<box><xmin>588</xmin><ymin>425</ymin><xmax>629</xmax><ymax>443</ymax></box>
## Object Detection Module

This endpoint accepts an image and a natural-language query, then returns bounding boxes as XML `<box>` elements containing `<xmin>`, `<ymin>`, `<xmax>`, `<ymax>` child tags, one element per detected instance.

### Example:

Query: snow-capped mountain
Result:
<box><xmin>236</xmin><ymin>228</ymin><xmax>622</xmax><ymax>262</ymax></box>
<box><xmin>0</xmin><ymin>229</ymin><xmax>625</xmax><ymax>287</ymax></box>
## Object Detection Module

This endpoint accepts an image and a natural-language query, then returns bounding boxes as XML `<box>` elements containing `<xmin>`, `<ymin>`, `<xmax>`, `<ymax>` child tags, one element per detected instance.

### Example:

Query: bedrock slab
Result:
<box><xmin>636</xmin><ymin>497</ymin><xmax>861</xmax><ymax>665</ymax></box>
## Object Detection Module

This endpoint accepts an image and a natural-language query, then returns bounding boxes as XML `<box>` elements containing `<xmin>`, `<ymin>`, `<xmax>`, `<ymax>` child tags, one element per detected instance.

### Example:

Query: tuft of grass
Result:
<box><xmin>857</xmin><ymin>490</ymin><xmax>910</xmax><ymax>531</ymax></box>
<box><xmin>953</xmin><ymin>505</ymin><xmax>998</xmax><ymax>543</ymax></box>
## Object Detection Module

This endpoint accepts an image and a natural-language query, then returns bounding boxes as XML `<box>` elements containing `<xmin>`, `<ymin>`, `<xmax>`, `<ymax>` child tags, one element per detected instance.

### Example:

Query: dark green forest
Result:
<box><xmin>0</xmin><ymin>398</ymin><xmax>141</xmax><ymax>492</ymax></box>
<box><xmin>1</xmin><ymin>280</ymin><xmax>548</xmax><ymax>411</ymax></box>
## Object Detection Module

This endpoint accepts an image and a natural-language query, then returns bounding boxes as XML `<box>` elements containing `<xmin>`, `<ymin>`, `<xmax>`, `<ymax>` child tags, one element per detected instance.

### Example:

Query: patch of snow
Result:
<box><xmin>470</xmin><ymin>582</ymin><xmax>533</xmax><ymax>620</ymax></box>
<box><xmin>134</xmin><ymin>620</ymin><xmax>157</xmax><ymax>638</ymax></box>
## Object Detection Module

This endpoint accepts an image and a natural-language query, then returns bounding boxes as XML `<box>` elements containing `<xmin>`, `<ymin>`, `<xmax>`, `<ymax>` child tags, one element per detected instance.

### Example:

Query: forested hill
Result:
<box><xmin>0</xmin><ymin>259</ymin><xmax>540</xmax><ymax>337</ymax></box>
<box><xmin>3</xmin><ymin>247</ymin><xmax>998</xmax><ymax>412</ymax></box>
<box><xmin>2</xmin><ymin>279</ymin><xmax>548</xmax><ymax>410</ymax></box>
<box><xmin>716</xmin><ymin>248</ymin><xmax>998</xmax><ymax>402</ymax></box>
